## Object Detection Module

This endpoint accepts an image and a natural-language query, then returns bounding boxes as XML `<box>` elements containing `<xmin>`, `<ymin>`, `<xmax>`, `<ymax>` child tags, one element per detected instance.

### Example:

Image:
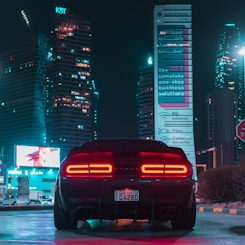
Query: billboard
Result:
<box><xmin>154</xmin><ymin>4</ymin><xmax>197</xmax><ymax>179</ymax></box>
<box><xmin>15</xmin><ymin>145</ymin><xmax>60</xmax><ymax>168</ymax></box>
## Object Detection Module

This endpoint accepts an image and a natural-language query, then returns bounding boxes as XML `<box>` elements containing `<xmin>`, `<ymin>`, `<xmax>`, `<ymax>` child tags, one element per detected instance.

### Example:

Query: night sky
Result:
<box><xmin>1</xmin><ymin>0</ymin><xmax>245</xmax><ymax>146</ymax></box>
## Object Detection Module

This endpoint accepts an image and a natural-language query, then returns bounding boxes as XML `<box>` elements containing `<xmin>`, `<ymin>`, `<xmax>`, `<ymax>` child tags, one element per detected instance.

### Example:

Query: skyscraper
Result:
<box><xmin>153</xmin><ymin>1</ymin><xmax>197</xmax><ymax>178</ymax></box>
<box><xmin>214</xmin><ymin>23</ymin><xmax>243</xmax><ymax>121</ymax></box>
<box><xmin>47</xmin><ymin>4</ymin><xmax>98</xmax><ymax>159</ymax></box>
<box><xmin>207</xmin><ymin>23</ymin><xmax>243</xmax><ymax>165</ymax></box>
<box><xmin>0</xmin><ymin>4</ymin><xmax>98</xmax><ymax>166</ymax></box>
<box><xmin>0</xmin><ymin>33</ymin><xmax>48</xmax><ymax>166</ymax></box>
<box><xmin>136</xmin><ymin>57</ymin><xmax>154</xmax><ymax>139</ymax></box>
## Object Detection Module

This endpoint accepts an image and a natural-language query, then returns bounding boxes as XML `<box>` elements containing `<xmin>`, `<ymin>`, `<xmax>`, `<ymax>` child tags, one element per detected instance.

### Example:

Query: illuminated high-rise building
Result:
<box><xmin>0</xmin><ymin>33</ymin><xmax>48</xmax><ymax>166</ymax></box>
<box><xmin>136</xmin><ymin>57</ymin><xmax>154</xmax><ymax>139</ymax></box>
<box><xmin>154</xmin><ymin>1</ymin><xmax>197</xmax><ymax>178</ymax></box>
<box><xmin>0</xmin><ymin>5</ymin><xmax>98</xmax><ymax>165</ymax></box>
<box><xmin>214</xmin><ymin>23</ymin><xmax>243</xmax><ymax>121</ymax></box>
<box><xmin>207</xmin><ymin>23</ymin><xmax>243</xmax><ymax>165</ymax></box>
<box><xmin>47</xmin><ymin>5</ymin><xmax>98</xmax><ymax>159</ymax></box>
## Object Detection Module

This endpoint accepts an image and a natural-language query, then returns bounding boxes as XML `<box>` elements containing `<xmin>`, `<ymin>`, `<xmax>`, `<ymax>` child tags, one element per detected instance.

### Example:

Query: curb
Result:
<box><xmin>196</xmin><ymin>197</ymin><xmax>245</xmax><ymax>216</ymax></box>
<box><xmin>0</xmin><ymin>205</ymin><xmax>53</xmax><ymax>211</ymax></box>
<box><xmin>197</xmin><ymin>205</ymin><xmax>245</xmax><ymax>215</ymax></box>
<box><xmin>1</xmin><ymin>203</ymin><xmax>245</xmax><ymax>216</ymax></box>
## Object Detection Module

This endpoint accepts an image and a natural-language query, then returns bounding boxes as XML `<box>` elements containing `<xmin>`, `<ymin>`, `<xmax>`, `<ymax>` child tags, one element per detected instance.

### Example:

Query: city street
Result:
<box><xmin>0</xmin><ymin>209</ymin><xmax>245</xmax><ymax>244</ymax></box>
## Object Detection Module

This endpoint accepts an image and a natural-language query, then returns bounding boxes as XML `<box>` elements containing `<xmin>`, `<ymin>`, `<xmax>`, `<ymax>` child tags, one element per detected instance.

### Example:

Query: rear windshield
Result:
<box><xmin>72</xmin><ymin>139</ymin><xmax>168</xmax><ymax>153</ymax></box>
<box><xmin>63</xmin><ymin>139</ymin><xmax>188</xmax><ymax>162</ymax></box>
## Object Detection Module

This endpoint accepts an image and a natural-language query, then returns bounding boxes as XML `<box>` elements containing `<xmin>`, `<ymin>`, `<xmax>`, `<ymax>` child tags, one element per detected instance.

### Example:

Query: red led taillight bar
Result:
<box><xmin>62</xmin><ymin>163</ymin><xmax>113</xmax><ymax>177</ymax></box>
<box><xmin>140</xmin><ymin>152</ymin><xmax>192</xmax><ymax>178</ymax></box>
<box><xmin>66</xmin><ymin>164</ymin><xmax>112</xmax><ymax>174</ymax></box>
<box><xmin>61</xmin><ymin>152</ymin><xmax>113</xmax><ymax>178</ymax></box>
<box><xmin>141</xmin><ymin>163</ymin><xmax>192</xmax><ymax>178</ymax></box>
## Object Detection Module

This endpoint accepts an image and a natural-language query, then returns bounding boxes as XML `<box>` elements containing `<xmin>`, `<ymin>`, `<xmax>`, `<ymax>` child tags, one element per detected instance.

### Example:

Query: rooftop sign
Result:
<box><xmin>56</xmin><ymin>6</ymin><xmax>67</xmax><ymax>15</ymax></box>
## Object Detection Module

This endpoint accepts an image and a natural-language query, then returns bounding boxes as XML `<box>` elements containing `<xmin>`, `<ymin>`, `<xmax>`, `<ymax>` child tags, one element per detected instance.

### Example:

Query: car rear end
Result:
<box><xmin>55</xmin><ymin>139</ymin><xmax>195</xmax><ymax>225</ymax></box>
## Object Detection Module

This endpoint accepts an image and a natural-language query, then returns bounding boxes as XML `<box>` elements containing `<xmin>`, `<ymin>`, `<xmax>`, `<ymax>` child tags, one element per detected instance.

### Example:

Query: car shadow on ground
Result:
<box><xmin>72</xmin><ymin>219</ymin><xmax>193</xmax><ymax>237</ymax></box>
<box><xmin>228</xmin><ymin>226</ymin><xmax>245</xmax><ymax>236</ymax></box>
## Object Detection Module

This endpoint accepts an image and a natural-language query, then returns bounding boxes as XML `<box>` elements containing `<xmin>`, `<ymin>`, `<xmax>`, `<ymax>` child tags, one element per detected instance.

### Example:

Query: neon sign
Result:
<box><xmin>55</xmin><ymin>7</ymin><xmax>67</xmax><ymax>15</ymax></box>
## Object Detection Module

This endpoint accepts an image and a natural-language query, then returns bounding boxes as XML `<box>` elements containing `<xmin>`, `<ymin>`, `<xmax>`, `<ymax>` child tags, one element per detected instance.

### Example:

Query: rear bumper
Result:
<box><xmin>71</xmin><ymin>198</ymin><xmax>191</xmax><ymax>221</ymax></box>
<box><xmin>57</xmin><ymin>177</ymin><xmax>194</xmax><ymax>221</ymax></box>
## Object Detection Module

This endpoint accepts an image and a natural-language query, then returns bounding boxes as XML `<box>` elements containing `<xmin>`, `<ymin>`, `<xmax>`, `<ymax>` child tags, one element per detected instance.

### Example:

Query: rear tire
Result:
<box><xmin>54</xmin><ymin>192</ymin><xmax>77</xmax><ymax>230</ymax></box>
<box><xmin>171</xmin><ymin>194</ymin><xmax>196</xmax><ymax>230</ymax></box>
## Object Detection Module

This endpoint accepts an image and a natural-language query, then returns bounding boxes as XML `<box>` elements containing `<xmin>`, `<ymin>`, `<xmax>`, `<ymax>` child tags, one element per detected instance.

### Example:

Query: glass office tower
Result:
<box><xmin>209</xmin><ymin>23</ymin><xmax>243</xmax><ymax>164</ymax></box>
<box><xmin>136</xmin><ymin>57</ymin><xmax>154</xmax><ymax>140</ymax></box>
<box><xmin>0</xmin><ymin>33</ymin><xmax>48</xmax><ymax>166</ymax></box>
<box><xmin>47</xmin><ymin>5</ymin><xmax>98</xmax><ymax>159</ymax></box>
<box><xmin>214</xmin><ymin>23</ymin><xmax>243</xmax><ymax>121</ymax></box>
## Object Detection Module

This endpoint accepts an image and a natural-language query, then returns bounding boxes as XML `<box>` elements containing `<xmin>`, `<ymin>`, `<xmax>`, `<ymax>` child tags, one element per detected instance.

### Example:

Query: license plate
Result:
<box><xmin>114</xmin><ymin>189</ymin><xmax>139</xmax><ymax>201</ymax></box>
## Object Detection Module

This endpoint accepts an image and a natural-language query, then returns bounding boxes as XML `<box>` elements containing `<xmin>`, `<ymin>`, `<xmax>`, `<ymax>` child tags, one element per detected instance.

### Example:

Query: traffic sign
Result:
<box><xmin>236</xmin><ymin>120</ymin><xmax>245</xmax><ymax>141</ymax></box>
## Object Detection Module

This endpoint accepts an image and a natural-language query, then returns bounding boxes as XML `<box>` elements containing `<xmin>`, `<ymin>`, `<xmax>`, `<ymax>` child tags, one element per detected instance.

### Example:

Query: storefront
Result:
<box><xmin>4</xmin><ymin>167</ymin><xmax>58</xmax><ymax>202</ymax></box>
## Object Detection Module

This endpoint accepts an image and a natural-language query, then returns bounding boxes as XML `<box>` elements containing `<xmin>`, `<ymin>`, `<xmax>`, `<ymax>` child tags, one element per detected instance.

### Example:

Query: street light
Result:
<box><xmin>238</xmin><ymin>47</ymin><xmax>245</xmax><ymax>113</ymax></box>
<box><xmin>239</xmin><ymin>47</ymin><xmax>245</xmax><ymax>56</ymax></box>
<box><xmin>237</xmin><ymin>48</ymin><xmax>245</xmax><ymax>163</ymax></box>
<box><xmin>238</xmin><ymin>47</ymin><xmax>245</xmax><ymax>119</ymax></box>
<box><xmin>238</xmin><ymin>47</ymin><xmax>245</xmax><ymax>86</ymax></box>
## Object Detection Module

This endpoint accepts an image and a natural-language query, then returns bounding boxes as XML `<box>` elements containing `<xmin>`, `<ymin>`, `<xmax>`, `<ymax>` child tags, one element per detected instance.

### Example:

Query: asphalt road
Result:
<box><xmin>0</xmin><ymin>208</ymin><xmax>245</xmax><ymax>244</ymax></box>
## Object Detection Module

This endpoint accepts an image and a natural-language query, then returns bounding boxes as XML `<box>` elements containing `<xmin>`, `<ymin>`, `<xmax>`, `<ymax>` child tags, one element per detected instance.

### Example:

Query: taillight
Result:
<box><xmin>140</xmin><ymin>152</ymin><xmax>192</xmax><ymax>178</ymax></box>
<box><xmin>62</xmin><ymin>163</ymin><xmax>113</xmax><ymax>177</ymax></box>
<box><xmin>165</xmin><ymin>164</ymin><xmax>189</xmax><ymax>174</ymax></box>
<box><xmin>141</xmin><ymin>163</ymin><xmax>192</xmax><ymax>178</ymax></box>
<box><xmin>142</xmin><ymin>164</ymin><xmax>164</xmax><ymax>174</ymax></box>
<box><xmin>61</xmin><ymin>152</ymin><xmax>113</xmax><ymax>178</ymax></box>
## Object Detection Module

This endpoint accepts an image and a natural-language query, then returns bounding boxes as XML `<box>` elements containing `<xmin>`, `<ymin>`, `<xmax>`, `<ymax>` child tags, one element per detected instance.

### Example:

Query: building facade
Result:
<box><xmin>206</xmin><ymin>89</ymin><xmax>238</xmax><ymax>166</ymax></box>
<box><xmin>136</xmin><ymin>57</ymin><xmax>154</xmax><ymax>140</ymax></box>
<box><xmin>47</xmin><ymin>5</ymin><xmax>98</xmax><ymax>159</ymax></box>
<box><xmin>214</xmin><ymin>24</ymin><xmax>243</xmax><ymax>108</ymax></box>
<box><xmin>0</xmin><ymin>5</ymin><xmax>98</xmax><ymax>196</ymax></box>
<box><xmin>153</xmin><ymin>1</ymin><xmax>197</xmax><ymax>178</ymax></box>
<box><xmin>0</xmin><ymin>33</ymin><xmax>48</xmax><ymax>166</ymax></box>
<box><xmin>209</xmin><ymin>23</ymin><xmax>243</xmax><ymax>165</ymax></box>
